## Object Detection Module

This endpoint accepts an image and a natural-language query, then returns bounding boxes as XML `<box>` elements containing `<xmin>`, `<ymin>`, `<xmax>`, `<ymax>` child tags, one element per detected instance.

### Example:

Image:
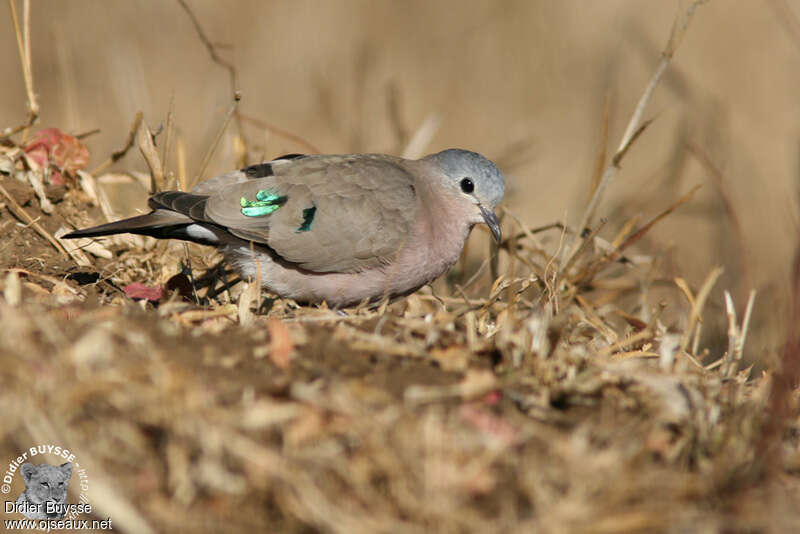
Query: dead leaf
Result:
<box><xmin>266</xmin><ymin>318</ymin><xmax>293</xmax><ymax>369</ymax></box>
<box><xmin>124</xmin><ymin>282</ymin><xmax>163</xmax><ymax>303</ymax></box>
<box><xmin>24</xmin><ymin>128</ymin><xmax>89</xmax><ymax>184</ymax></box>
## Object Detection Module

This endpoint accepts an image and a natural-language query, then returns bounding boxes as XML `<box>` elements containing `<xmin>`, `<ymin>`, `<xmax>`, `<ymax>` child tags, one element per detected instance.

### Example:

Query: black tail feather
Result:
<box><xmin>63</xmin><ymin>211</ymin><xmax>193</xmax><ymax>239</ymax></box>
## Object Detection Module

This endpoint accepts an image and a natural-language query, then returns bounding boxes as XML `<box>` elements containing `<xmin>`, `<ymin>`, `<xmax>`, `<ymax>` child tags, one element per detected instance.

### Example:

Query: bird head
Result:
<box><xmin>424</xmin><ymin>149</ymin><xmax>505</xmax><ymax>243</ymax></box>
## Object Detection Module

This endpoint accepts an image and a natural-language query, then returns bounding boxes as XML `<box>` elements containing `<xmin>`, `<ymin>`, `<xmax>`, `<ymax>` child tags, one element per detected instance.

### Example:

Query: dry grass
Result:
<box><xmin>1</xmin><ymin>2</ymin><xmax>800</xmax><ymax>533</ymax></box>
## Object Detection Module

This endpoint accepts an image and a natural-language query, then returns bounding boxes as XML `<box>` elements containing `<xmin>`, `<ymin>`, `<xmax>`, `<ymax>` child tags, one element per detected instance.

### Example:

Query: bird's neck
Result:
<box><xmin>413</xmin><ymin>177</ymin><xmax>473</xmax><ymax>279</ymax></box>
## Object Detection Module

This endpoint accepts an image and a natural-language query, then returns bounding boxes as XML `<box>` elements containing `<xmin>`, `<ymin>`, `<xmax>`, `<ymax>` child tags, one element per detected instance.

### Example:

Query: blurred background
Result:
<box><xmin>1</xmin><ymin>0</ymin><xmax>798</xmax><ymax>358</ymax></box>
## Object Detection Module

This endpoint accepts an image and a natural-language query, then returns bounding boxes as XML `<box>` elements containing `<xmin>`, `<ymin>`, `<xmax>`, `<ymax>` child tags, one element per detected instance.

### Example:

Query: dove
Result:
<box><xmin>65</xmin><ymin>149</ymin><xmax>504</xmax><ymax>306</ymax></box>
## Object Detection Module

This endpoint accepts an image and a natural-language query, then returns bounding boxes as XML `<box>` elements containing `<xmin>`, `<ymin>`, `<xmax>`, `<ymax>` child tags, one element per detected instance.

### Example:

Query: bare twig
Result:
<box><xmin>74</xmin><ymin>128</ymin><xmax>101</xmax><ymax>140</ymax></box>
<box><xmin>22</xmin><ymin>0</ymin><xmax>33</xmax><ymax>115</ymax></box>
<box><xmin>90</xmin><ymin>112</ymin><xmax>143</xmax><ymax>176</ymax></box>
<box><xmin>720</xmin><ymin>290</ymin><xmax>757</xmax><ymax>377</ymax></box>
<box><xmin>722</xmin><ymin>291</ymin><xmax>739</xmax><ymax>377</ymax></box>
<box><xmin>238</xmin><ymin>113</ymin><xmax>321</xmax><ymax>155</ymax></box>
<box><xmin>177</xmin><ymin>0</ymin><xmax>247</xmax><ymax>158</ymax></box>
<box><xmin>569</xmin><ymin>182</ymin><xmax>701</xmax><ymax>292</ymax></box>
<box><xmin>193</xmin><ymin>93</ymin><xmax>241</xmax><ymax>187</ymax></box>
<box><xmin>176</xmin><ymin>0</ymin><xmax>238</xmax><ymax>92</ymax></box>
<box><xmin>739</xmin><ymin>290</ymin><xmax>756</xmax><ymax>361</ymax></box>
<box><xmin>0</xmin><ymin>182</ymin><xmax>69</xmax><ymax>258</ymax></box>
<box><xmin>6</xmin><ymin>0</ymin><xmax>38</xmax><ymax>139</ymax></box>
<box><xmin>611</xmin><ymin>184</ymin><xmax>702</xmax><ymax>260</ymax></box>
<box><xmin>162</xmin><ymin>96</ymin><xmax>176</xmax><ymax>189</ymax></box>
<box><xmin>177</xmin><ymin>136</ymin><xmax>188</xmax><ymax>191</ymax></box>
<box><xmin>597</xmin><ymin>328</ymin><xmax>654</xmax><ymax>357</ymax></box>
<box><xmin>590</xmin><ymin>94</ymin><xmax>611</xmax><ymax>198</ymax></box>
<box><xmin>137</xmin><ymin>119</ymin><xmax>166</xmax><ymax>193</ymax></box>
<box><xmin>686</xmin><ymin>141</ymin><xmax>753</xmax><ymax>295</ymax></box>
<box><xmin>561</xmin><ymin>0</ymin><xmax>707</xmax><ymax>269</ymax></box>
<box><xmin>680</xmin><ymin>266</ymin><xmax>723</xmax><ymax>352</ymax></box>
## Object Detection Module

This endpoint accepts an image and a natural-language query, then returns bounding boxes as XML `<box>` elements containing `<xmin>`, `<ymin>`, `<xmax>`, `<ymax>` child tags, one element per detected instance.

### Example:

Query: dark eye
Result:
<box><xmin>460</xmin><ymin>178</ymin><xmax>474</xmax><ymax>194</ymax></box>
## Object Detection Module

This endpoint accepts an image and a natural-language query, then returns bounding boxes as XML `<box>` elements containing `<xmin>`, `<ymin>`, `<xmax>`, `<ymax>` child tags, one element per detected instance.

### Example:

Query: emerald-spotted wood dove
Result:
<box><xmin>65</xmin><ymin>149</ymin><xmax>505</xmax><ymax>306</ymax></box>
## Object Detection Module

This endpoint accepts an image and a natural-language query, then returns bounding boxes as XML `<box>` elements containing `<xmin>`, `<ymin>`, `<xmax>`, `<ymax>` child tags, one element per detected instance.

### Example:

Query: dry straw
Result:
<box><xmin>0</xmin><ymin>1</ymin><xmax>798</xmax><ymax>532</ymax></box>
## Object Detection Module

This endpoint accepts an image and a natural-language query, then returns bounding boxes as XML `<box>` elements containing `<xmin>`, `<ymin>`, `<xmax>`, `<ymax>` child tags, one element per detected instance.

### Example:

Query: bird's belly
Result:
<box><xmin>224</xmin><ymin>210</ymin><xmax>470</xmax><ymax>308</ymax></box>
<box><xmin>226</xmin><ymin>246</ymin><xmax>451</xmax><ymax>307</ymax></box>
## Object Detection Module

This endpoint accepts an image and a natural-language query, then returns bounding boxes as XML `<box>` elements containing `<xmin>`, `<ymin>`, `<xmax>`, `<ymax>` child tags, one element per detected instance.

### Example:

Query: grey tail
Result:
<box><xmin>63</xmin><ymin>211</ymin><xmax>195</xmax><ymax>240</ymax></box>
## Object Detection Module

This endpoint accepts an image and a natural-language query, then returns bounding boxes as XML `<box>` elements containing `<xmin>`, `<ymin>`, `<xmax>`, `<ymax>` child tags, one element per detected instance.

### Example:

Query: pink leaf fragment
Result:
<box><xmin>123</xmin><ymin>283</ymin><xmax>164</xmax><ymax>303</ymax></box>
<box><xmin>481</xmin><ymin>391</ymin><xmax>503</xmax><ymax>405</ymax></box>
<box><xmin>459</xmin><ymin>404</ymin><xmax>519</xmax><ymax>447</ymax></box>
<box><xmin>24</xmin><ymin>128</ymin><xmax>90</xmax><ymax>184</ymax></box>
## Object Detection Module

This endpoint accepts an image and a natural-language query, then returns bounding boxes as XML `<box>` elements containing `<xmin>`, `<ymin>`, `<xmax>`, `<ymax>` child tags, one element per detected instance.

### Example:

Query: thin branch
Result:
<box><xmin>561</xmin><ymin>0</ymin><xmax>707</xmax><ymax>269</ymax></box>
<box><xmin>194</xmin><ymin>93</ymin><xmax>241</xmax><ymax>187</ymax></box>
<box><xmin>686</xmin><ymin>141</ymin><xmax>753</xmax><ymax>295</ymax></box>
<box><xmin>162</xmin><ymin>96</ymin><xmax>176</xmax><ymax>188</ymax></box>
<box><xmin>23</xmin><ymin>0</ymin><xmax>32</xmax><ymax>105</ymax></box>
<box><xmin>721</xmin><ymin>291</ymin><xmax>739</xmax><ymax>377</ymax></box>
<box><xmin>739</xmin><ymin>290</ymin><xmax>756</xmax><ymax>363</ymax></box>
<box><xmin>74</xmin><ymin>128</ymin><xmax>101</xmax><ymax>140</ymax></box>
<box><xmin>611</xmin><ymin>184</ymin><xmax>702</xmax><ymax>260</ymax></box>
<box><xmin>0</xmin><ymin>182</ymin><xmax>69</xmax><ymax>259</ymax></box>
<box><xmin>90</xmin><ymin>112</ymin><xmax>143</xmax><ymax>176</ymax></box>
<box><xmin>177</xmin><ymin>0</ymin><xmax>247</xmax><ymax>160</ymax></box>
<box><xmin>137</xmin><ymin>119</ymin><xmax>166</xmax><ymax>193</ymax></box>
<box><xmin>238</xmin><ymin>113</ymin><xmax>321</xmax><ymax>155</ymax></box>
<box><xmin>7</xmin><ymin>0</ymin><xmax>38</xmax><ymax>137</ymax></box>
<box><xmin>176</xmin><ymin>0</ymin><xmax>238</xmax><ymax>92</ymax></box>
<box><xmin>680</xmin><ymin>266</ymin><xmax>723</xmax><ymax>352</ymax></box>
<box><xmin>589</xmin><ymin>95</ymin><xmax>611</xmax><ymax>198</ymax></box>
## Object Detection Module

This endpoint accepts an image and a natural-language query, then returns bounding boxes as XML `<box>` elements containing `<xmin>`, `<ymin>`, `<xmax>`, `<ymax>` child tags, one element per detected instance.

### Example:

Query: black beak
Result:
<box><xmin>480</xmin><ymin>206</ymin><xmax>502</xmax><ymax>243</ymax></box>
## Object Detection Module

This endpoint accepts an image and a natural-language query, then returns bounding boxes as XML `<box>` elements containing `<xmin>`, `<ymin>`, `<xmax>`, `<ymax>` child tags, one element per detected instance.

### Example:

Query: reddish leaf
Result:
<box><xmin>123</xmin><ymin>282</ymin><xmax>163</xmax><ymax>303</ymax></box>
<box><xmin>24</xmin><ymin>128</ymin><xmax>89</xmax><ymax>184</ymax></box>
<box><xmin>481</xmin><ymin>391</ymin><xmax>502</xmax><ymax>405</ymax></box>
<box><xmin>459</xmin><ymin>404</ymin><xmax>519</xmax><ymax>446</ymax></box>
<box><xmin>52</xmin><ymin>134</ymin><xmax>89</xmax><ymax>175</ymax></box>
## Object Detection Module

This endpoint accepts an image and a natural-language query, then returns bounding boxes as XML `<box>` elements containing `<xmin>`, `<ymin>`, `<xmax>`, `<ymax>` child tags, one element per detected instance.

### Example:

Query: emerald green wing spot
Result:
<box><xmin>240</xmin><ymin>189</ymin><xmax>288</xmax><ymax>217</ymax></box>
<box><xmin>296</xmin><ymin>204</ymin><xmax>316</xmax><ymax>233</ymax></box>
<box><xmin>255</xmin><ymin>190</ymin><xmax>283</xmax><ymax>202</ymax></box>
